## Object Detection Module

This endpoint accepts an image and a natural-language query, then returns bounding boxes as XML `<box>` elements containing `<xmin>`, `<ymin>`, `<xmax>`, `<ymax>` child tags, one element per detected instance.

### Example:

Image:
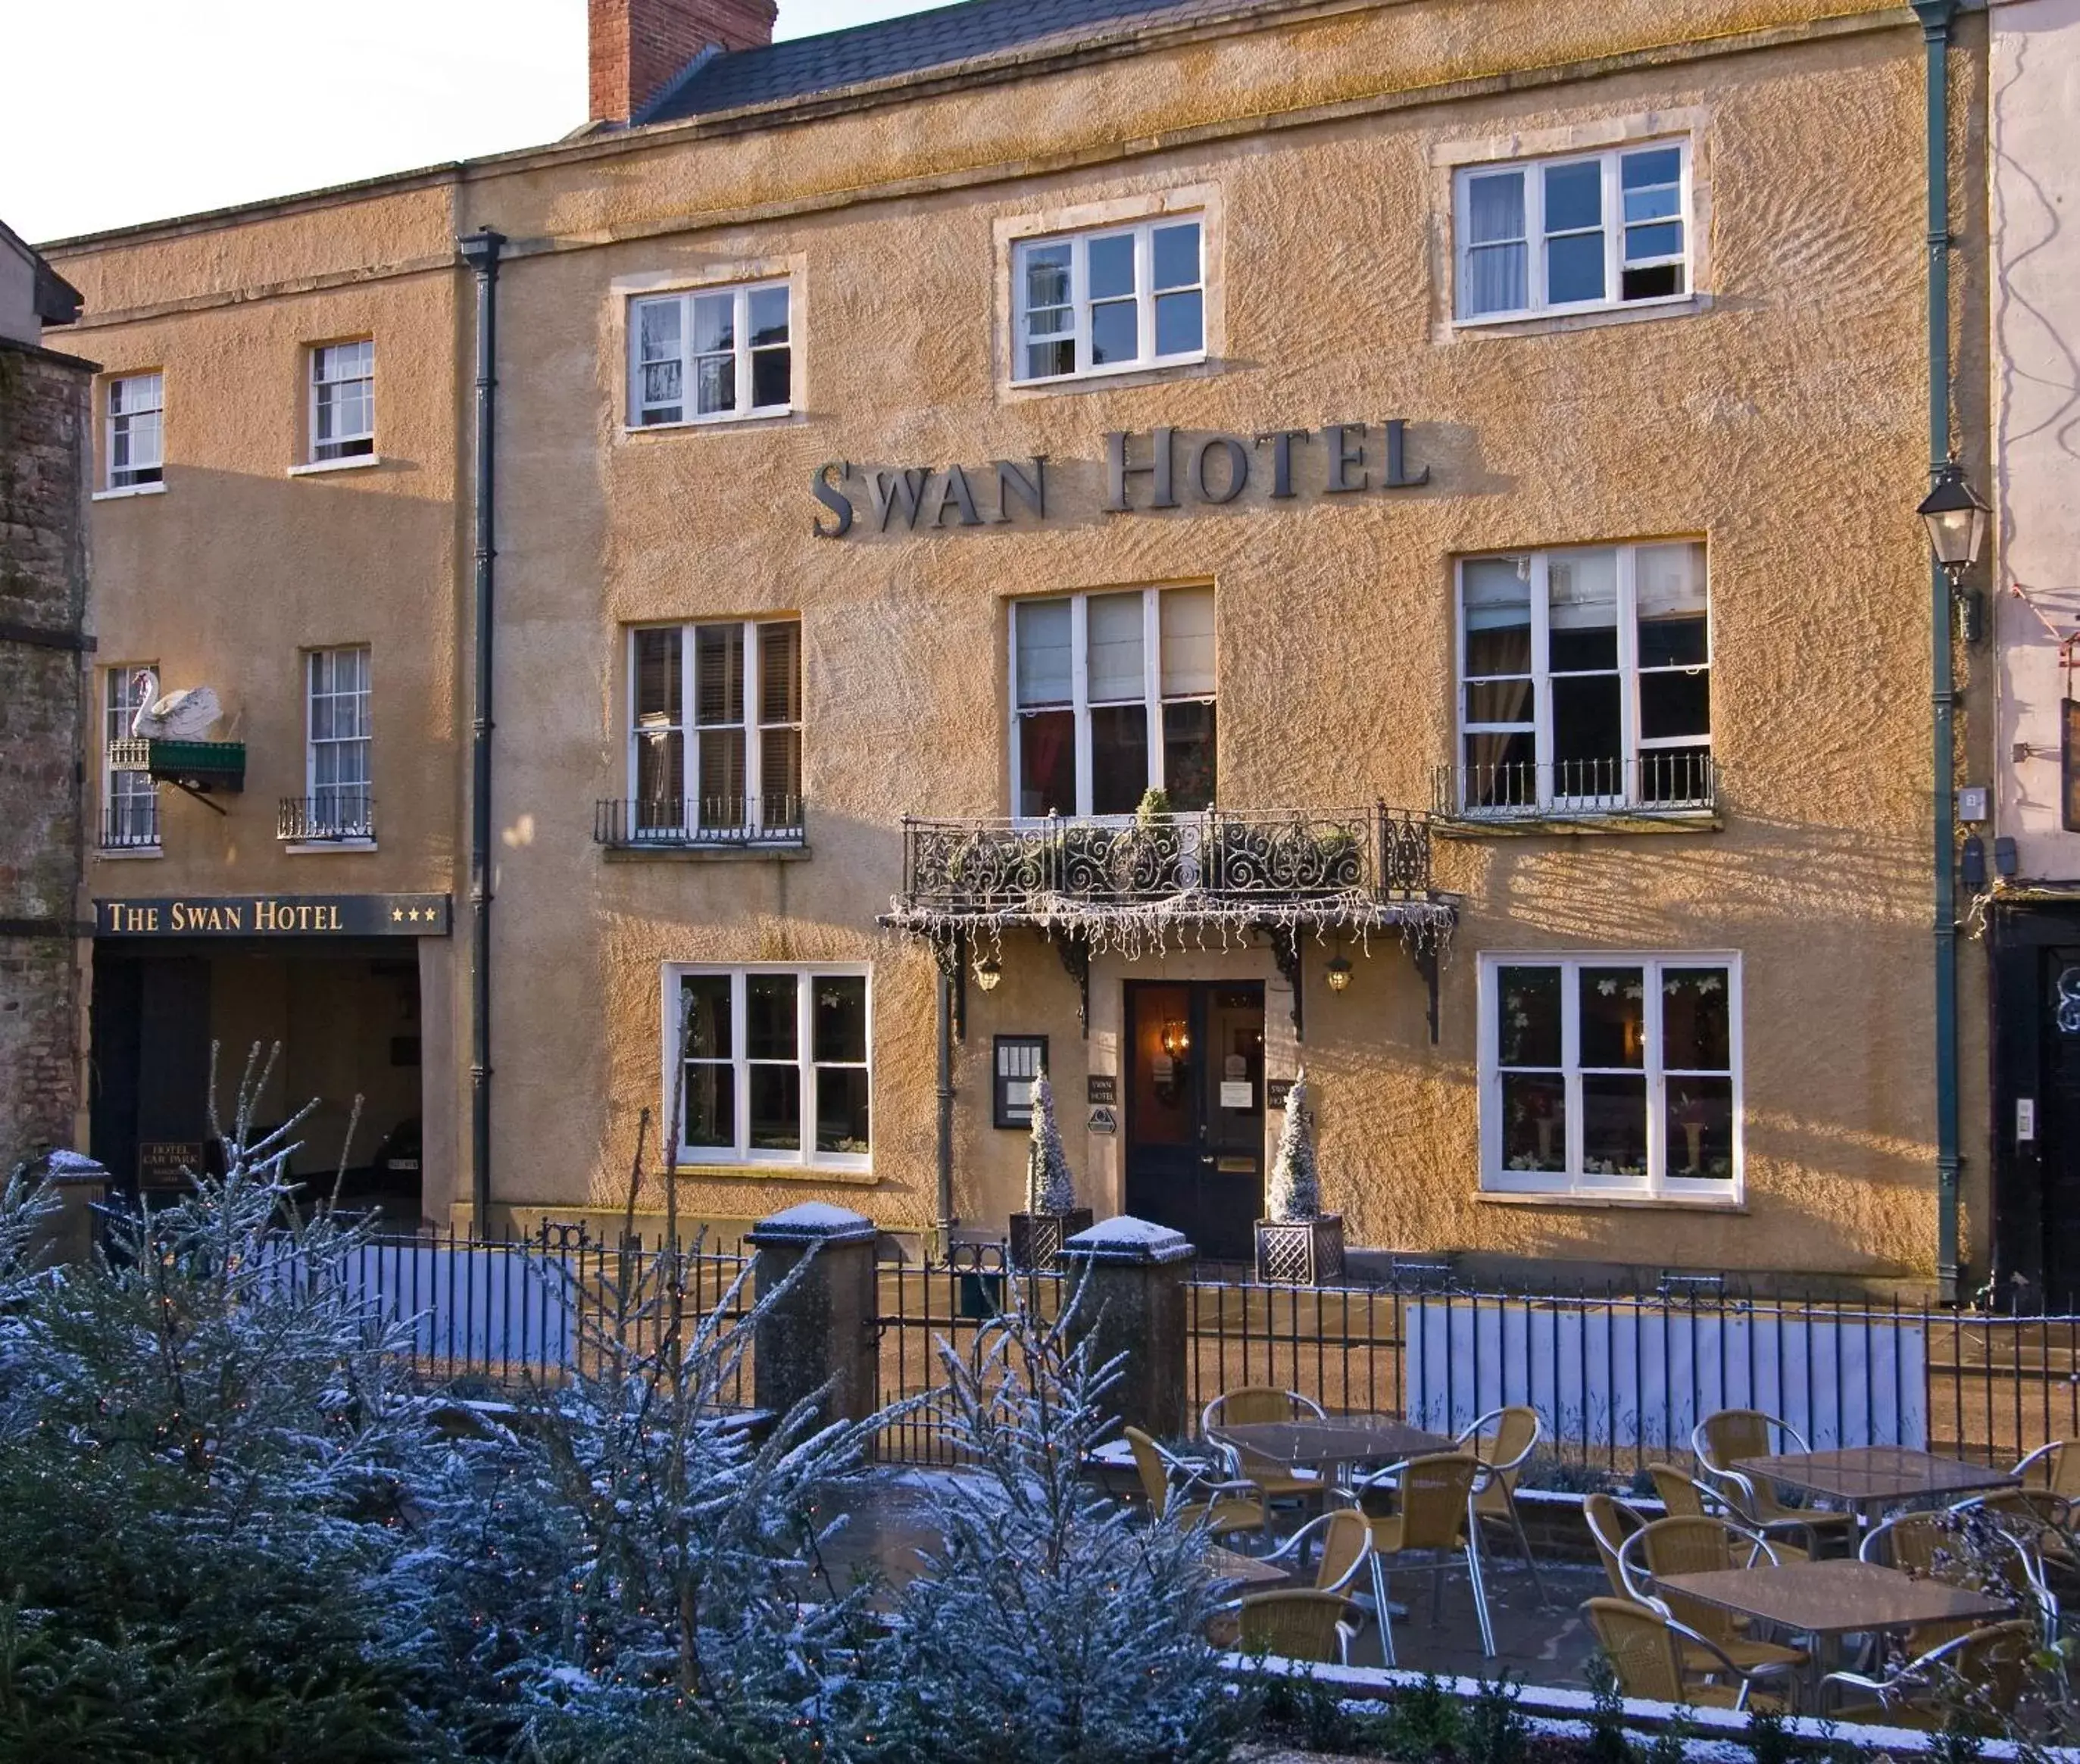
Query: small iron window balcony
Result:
<box><xmin>1434</xmin><ymin>754</ymin><xmax>1718</xmax><ymax>826</ymax></box>
<box><xmin>595</xmin><ymin>796</ymin><xmax>807</xmax><ymax>851</ymax></box>
<box><xmin>279</xmin><ymin>791</ymin><xmax>375</xmax><ymax>843</ymax></box>
<box><xmin>99</xmin><ymin>801</ymin><xmax>161</xmax><ymax>851</ymax></box>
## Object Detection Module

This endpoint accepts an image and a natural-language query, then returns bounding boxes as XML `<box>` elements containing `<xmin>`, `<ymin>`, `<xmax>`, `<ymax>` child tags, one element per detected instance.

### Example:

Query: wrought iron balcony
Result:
<box><xmin>898</xmin><ymin>804</ymin><xmax>1433</xmax><ymax>914</ymax></box>
<box><xmin>98</xmin><ymin>801</ymin><xmax>161</xmax><ymax>851</ymax></box>
<box><xmin>1433</xmin><ymin>754</ymin><xmax>1719</xmax><ymax>826</ymax></box>
<box><xmin>278</xmin><ymin>791</ymin><xmax>375</xmax><ymax>842</ymax></box>
<box><xmin>594</xmin><ymin>796</ymin><xmax>807</xmax><ymax>851</ymax></box>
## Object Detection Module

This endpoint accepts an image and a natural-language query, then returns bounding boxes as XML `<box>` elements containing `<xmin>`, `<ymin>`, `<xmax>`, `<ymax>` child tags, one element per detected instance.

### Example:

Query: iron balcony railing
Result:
<box><xmin>98</xmin><ymin>800</ymin><xmax>161</xmax><ymax>851</ymax></box>
<box><xmin>899</xmin><ymin>804</ymin><xmax>1433</xmax><ymax>912</ymax></box>
<box><xmin>1433</xmin><ymin>754</ymin><xmax>1719</xmax><ymax>821</ymax></box>
<box><xmin>278</xmin><ymin>791</ymin><xmax>375</xmax><ymax>842</ymax></box>
<box><xmin>594</xmin><ymin>796</ymin><xmax>807</xmax><ymax>850</ymax></box>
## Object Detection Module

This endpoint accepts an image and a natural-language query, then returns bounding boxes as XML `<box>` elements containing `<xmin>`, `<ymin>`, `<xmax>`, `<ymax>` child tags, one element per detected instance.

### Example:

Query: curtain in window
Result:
<box><xmin>1463</xmin><ymin>171</ymin><xmax>1529</xmax><ymax>316</ymax></box>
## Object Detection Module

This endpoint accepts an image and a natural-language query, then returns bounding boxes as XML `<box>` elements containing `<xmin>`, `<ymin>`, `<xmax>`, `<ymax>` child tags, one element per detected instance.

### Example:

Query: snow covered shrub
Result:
<box><xmin>872</xmin><ymin>1283</ymin><xmax>1233</xmax><ymax>1764</ymax></box>
<box><xmin>0</xmin><ymin>1044</ymin><xmax>445</xmax><ymax>1764</ymax></box>
<box><xmin>1265</xmin><ymin>1071</ymin><xmax>1322</xmax><ymax>1224</ymax></box>
<box><xmin>1025</xmin><ymin>1069</ymin><xmax>1077</xmax><ymax>1216</ymax></box>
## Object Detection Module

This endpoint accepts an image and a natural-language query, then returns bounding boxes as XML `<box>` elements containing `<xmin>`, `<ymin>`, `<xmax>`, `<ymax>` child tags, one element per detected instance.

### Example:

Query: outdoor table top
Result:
<box><xmin>1655</xmin><ymin>1557</ymin><xmax>2016</xmax><ymax>1638</ymax></box>
<box><xmin>1208</xmin><ymin>1415</ymin><xmax>1454</xmax><ymax>1469</ymax></box>
<box><xmin>1733</xmin><ymin>1446</ymin><xmax>2021</xmax><ymax>1508</ymax></box>
<box><xmin>1207</xmin><ymin>1547</ymin><xmax>1293</xmax><ymax>1588</ymax></box>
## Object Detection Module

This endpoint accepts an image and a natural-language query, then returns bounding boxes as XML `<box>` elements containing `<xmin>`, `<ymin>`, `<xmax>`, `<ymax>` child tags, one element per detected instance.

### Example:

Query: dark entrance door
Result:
<box><xmin>1123</xmin><ymin>980</ymin><xmax>1266</xmax><ymax>1261</ymax></box>
<box><xmin>2041</xmin><ymin>948</ymin><xmax>2080</xmax><ymax>1310</ymax></box>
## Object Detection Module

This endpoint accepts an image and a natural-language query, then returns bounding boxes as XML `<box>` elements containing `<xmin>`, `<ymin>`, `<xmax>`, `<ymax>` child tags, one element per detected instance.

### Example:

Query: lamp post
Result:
<box><xmin>1919</xmin><ymin>458</ymin><xmax>1990</xmax><ymax>585</ymax></box>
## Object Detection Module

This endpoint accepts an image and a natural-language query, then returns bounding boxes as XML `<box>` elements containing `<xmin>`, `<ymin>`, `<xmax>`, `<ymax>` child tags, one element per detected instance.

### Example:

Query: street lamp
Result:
<box><xmin>974</xmin><ymin>955</ymin><xmax>1001</xmax><ymax>991</ymax></box>
<box><xmin>1325</xmin><ymin>954</ymin><xmax>1353</xmax><ymax>992</ymax></box>
<box><xmin>1918</xmin><ymin>458</ymin><xmax>1988</xmax><ymax>582</ymax></box>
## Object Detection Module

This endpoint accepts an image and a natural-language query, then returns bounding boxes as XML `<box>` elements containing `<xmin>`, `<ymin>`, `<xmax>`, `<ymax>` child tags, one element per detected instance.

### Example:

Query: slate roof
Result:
<box><xmin>640</xmin><ymin>0</ymin><xmax>1232</xmax><ymax>123</ymax></box>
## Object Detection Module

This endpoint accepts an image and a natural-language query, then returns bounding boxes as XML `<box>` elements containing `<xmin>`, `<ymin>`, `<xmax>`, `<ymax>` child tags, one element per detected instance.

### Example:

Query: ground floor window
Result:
<box><xmin>1479</xmin><ymin>952</ymin><xmax>1738</xmax><ymax>1199</ymax></box>
<box><xmin>666</xmin><ymin>965</ymin><xmax>870</xmax><ymax>1169</ymax></box>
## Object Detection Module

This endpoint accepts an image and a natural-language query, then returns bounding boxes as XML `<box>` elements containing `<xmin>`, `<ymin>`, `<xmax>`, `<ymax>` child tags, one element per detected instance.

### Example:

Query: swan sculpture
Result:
<box><xmin>128</xmin><ymin>669</ymin><xmax>223</xmax><ymax>741</ymax></box>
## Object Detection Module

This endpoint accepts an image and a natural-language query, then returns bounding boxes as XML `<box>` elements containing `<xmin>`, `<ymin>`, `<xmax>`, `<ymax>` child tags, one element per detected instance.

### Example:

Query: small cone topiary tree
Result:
<box><xmin>1025</xmin><ymin>1069</ymin><xmax>1077</xmax><ymax>1216</ymax></box>
<box><xmin>1265</xmin><ymin>1070</ymin><xmax>1322</xmax><ymax>1223</ymax></box>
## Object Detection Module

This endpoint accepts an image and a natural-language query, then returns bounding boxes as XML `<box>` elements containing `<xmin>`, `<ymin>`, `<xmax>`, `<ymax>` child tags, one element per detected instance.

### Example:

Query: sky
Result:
<box><xmin>1</xmin><ymin>0</ymin><xmax>943</xmax><ymax>245</ymax></box>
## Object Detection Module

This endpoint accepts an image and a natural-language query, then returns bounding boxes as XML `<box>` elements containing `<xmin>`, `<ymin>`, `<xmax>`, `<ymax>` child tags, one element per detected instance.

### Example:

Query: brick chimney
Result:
<box><xmin>589</xmin><ymin>0</ymin><xmax>778</xmax><ymax>126</ymax></box>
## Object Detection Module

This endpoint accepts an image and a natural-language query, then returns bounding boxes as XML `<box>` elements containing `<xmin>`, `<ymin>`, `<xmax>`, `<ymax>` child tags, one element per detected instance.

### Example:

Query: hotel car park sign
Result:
<box><xmin>810</xmin><ymin>420</ymin><xmax>1429</xmax><ymax>536</ymax></box>
<box><xmin>95</xmin><ymin>894</ymin><xmax>452</xmax><ymax>936</ymax></box>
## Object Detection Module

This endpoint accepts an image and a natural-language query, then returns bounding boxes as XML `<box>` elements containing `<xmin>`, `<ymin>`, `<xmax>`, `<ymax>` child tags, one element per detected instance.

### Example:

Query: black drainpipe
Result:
<box><xmin>459</xmin><ymin>226</ymin><xmax>504</xmax><ymax>1224</ymax></box>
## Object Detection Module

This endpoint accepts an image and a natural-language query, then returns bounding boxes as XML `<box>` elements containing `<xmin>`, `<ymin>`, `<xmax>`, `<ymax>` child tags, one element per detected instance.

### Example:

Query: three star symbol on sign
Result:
<box><xmin>389</xmin><ymin>904</ymin><xmax>435</xmax><ymax>923</ymax></box>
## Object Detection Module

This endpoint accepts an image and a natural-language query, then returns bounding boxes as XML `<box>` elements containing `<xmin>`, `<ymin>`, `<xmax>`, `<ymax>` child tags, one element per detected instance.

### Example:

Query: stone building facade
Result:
<box><xmin>45</xmin><ymin>0</ymin><xmax>1998</xmax><ymax>1291</ymax></box>
<box><xmin>0</xmin><ymin>220</ymin><xmax>89</xmax><ymax>1171</ymax></box>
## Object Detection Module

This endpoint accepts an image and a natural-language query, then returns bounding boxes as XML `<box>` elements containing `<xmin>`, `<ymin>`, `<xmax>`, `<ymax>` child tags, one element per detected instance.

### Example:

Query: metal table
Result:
<box><xmin>1734</xmin><ymin>1447</ymin><xmax>2020</xmax><ymax>1514</ymax></box>
<box><xmin>1207</xmin><ymin>1546</ymin><xmax>1293</xmax><ymax>1588</ymax></box>
<box><xmin>1208</xmin><ymin>1415</ymin><xmax>1453</xmax><ymax>1488</ymax></box>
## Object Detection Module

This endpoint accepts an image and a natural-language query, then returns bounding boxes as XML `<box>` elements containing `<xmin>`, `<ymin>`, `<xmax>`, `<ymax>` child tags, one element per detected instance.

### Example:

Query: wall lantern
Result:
<box><xmin>1917</xmin><ymin>459</ymin><xmax>1989</xmax><ymax>582</ymax></box>
<box><xmin>974</xmin><ymin>955</ymin><xmax>1002</xmax><ymax>992</ymax></box>
<box><xmin>1160</xmin><ymin>1018</ymin><xmax>1191</xmax><ymax>1060</ymax></box>
<box><xmin>1325</xmin><ymin>954</ymin><xmax>1354</xmax><ymax>992</ymax></box>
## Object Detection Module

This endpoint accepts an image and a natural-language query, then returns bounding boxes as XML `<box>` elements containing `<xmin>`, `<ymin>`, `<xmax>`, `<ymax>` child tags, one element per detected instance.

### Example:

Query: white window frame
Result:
<box><xmin>1012</xmin><ymin>215</ymin><xmax>1206</xmax><ymax>385</ymax></box>
<box><xmin>628</xmin><ymin>279</ymin><xmax>792</xmax><ymax>428</ymax></box>
<box><xmin>662</xmin><ymin>964</ymin><xmax>872</xmax><ymax>1170</ymax></box>
<box><xmin>1454</xmin><ymin>139</ymin><xmax>1691</xmax><ymax>325</ymax></box>
<box><xmin>1009</xmin><ymin>586</ymin><xmax>1215</xmax><ymax>820</ymax></box>
<box><xmin>102</xmin><ymin>664</ymin><xmax>160</xmax><ymax>851</ymax></box>
<box><xmin>309</xmin><ymin>340</ymin><xmax>376</xmax><ymax>462</ymax></box>
<box><xmin>305</xmin><ymin>645</ymin><xmax>373</xmax><ymax>840</ymax></box>
<box><xmin>1454</xmin><ymin>542</ymin><xmax>1710</xmax><ymax>816</ymax></box>
<box><xmin>1478</xmin><ymin>952</ymin><xmax>1742</xmax><ymax>1202</ymax></box>
<box><xmin>105</xmin><ymin>373</ymin><xmax>164</xmax><ymax>490</ymax></box>
<box><xmin>624</xmin><ymin>618</ymin><xmax>803</xmax><ymax>841</ymax></box>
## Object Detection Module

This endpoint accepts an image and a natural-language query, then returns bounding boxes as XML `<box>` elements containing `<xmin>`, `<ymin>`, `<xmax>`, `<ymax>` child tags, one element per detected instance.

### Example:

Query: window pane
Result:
<box><xmin>635</xmin><ymin>628</ymin><xmax>682</xmax><ymax>724</ymax></box>
<box><xmin>1463</xmin><ymin>557</ymin><xmax>1532</xmax><ymax>676</ymax></box>
<box><xmin>696</xmin><ymin>354</ymin><xmax>735</xmax><ymax>415</ymax></box>
<box><xmin>1623</xmin><ymin>184</ymin><xmax>1681</xmax><ymax>225</ymax></box>
<box><xmin>682</xmin><ymin>1062</ymin><xmax>734</xmax><ymax>1149</ymax></box>
<box><xmin>1465</xmin><ymin>729</ymin><xmax>1536</xmax><ymax>807</ymax></box>
<box><xmin>1544</xmin><ymin>160</ymin><xmax>1603</xmax><ymax>232</ymax></box>
<box><xmin>1639</xmin><ymin>744</ymin><xmax>1713</xmax><ymax>805</ymax></box>
<box><xmin>1465</xmin><ymin>679</ymin><xmax>1534</xmax><ymax>724</ymax></box>
<box><xmin>1666</xmin><ymin>1076</ymin><xmax>1733</xmax><ymax>1179</ymax></box>
<box><xmin>1639</xmin><ymin>670</ymin><xmax>1710</xmax><ymax>742</ymax></box>
<box><xmin>680</xmin><ymin>975</ymin><xmax>733</xmax><ymax>1058</ymax></box>
<box><xmin>1582</xmin><ymin>1075</ymin><xmax>1648</xmax><ymax>1175</ymax></box>
<box><xmin>1087</xmin><ymin>233</ymin><xmax>1135</xmax><ymax>300</ymax></box>
<box><xmin>1015</xmin><ymin>599</ymin><xmax>1072</xmax><ymax>707</ymax></box>
<box><xmin>816</xmin><ymin>1068</ymin><xmax>871</xmax><ymax>1155</ymax></box>
<box><xmin>1662</xmin><ymin>966</ymin><xmax>1732</xmax><ymax>1070</ymax></box>
<box><xmin>748</xmin><ymin>286</ymin><xmax>789</xmax><ymax>346</ymax></box>
<box><xmin>760</xmin><ymin>726</ymin><xmax>802</xmax><ymax>815</ymax></box>
<box><xmin>1496</xmin><ymin>966</ymin><xmax>1563</xmax><ymax>1067</ymax></box>
<box><xmin>698</xmin><ymin>729</ymin><xmax>746</xmax><ymax>825</ymax></box>
<box><xmin>1025</xmin><ymin>339</ymin><xmax>1076</xmax><ymax>379</ymax></box>
<box><xmin>748</xmin><ymin>1065</ymin><xmax>801</xmax><ymax>1151</ymax></box>
<box><xmin>1579</xmin><ymin>967</ymin><xmax>1646</xmax><ymax>1068</ymax></box>
<box><xmin>746</xmin><ymin>973</ymin><xmax>798</xmax><ymax>1060</ymax></box>
<box><xmin>1154</xmin><ymin>289</ymin><xmax>1203</xmax><ymax>357</ymax></box>
<box><xmin>814</xmin><ymin>975</ymin><xmax>867</xmax><ymax>1063</ymax></box>
<box><xmin>1159</xmin><ymin>587</ymin><xmax>1216</xmax><ymax>697</ymax></box>
<box><xmin>695</xmin><ymin>625</ymin><xmax>745</xmax><ymax>726</ymax></box>
<box><xmin>639</xmin><ymin>298</ymin><xmax>682</xmax><ymax>357</ymax></box>
<box><xmin>1625</xmin><ymin>223</ymin><xmax>1684</xmax><ymax>262</ymax></box>
<box><xmin>1152</xmin><ymin>223</ymin><xmax>1200</xmax><ymax>290</ymax></box>
<box><xmin>750</xmin><ymin>347</ymin><xmax>790</xmax><ymax>410</ymax></box>
<box><xmin>1466</xmin><ymin>170</ymin><xmax>1526</xmax><ymax>245</ymax></box>
<box><xmin>1162</xmin><ymin>700</ymin><xmax>1216</xmax><ymax>810</ymax></box>
<box><xmin>1620</xmin><ymin>263</ymin><xmax>1685</xmax><ymax>301</ymax></box>
<box><xmin>642</xmin><ymin>361</ymin><xmax>684</xmax><ymax>411</ymax></box>
<box><xmin>1621</xmin><ymin>147</ymin><xmax>1682</xmax><ymax>192</ymax></box>
<box><xmin>1465</xmin><ymin>243</ymin><xmax>1528</xmax><ymax>317</ymax></box>
<box><xmin>1501</xmin><ymin>1072</ymin><xmax>1567</xmax><ymax>1172</ymax></box>
<box><xmin>1551</xmin><ymin>676</ymin><xmax>1622</xmax><ymax>796</ymax></box>
<box><xmin>1089</xmin><ymin>703</ymin><xmax>1150</xmax><ymax>814</ymax></box>
<box><xmin>1023</xmin><ymin>242</ymin><xmax>1071</xmax><ymax>310</ymax></box>
<box><xmin>693</xmin><ymin>292</ymin><xmax>734</xmax><ymax>354</ymax></box>
<box><xmin>758</xmin><ymin>621</ymin><xmax>801</xmax><ymax>724</ymax></box>
<box><xmin>1090</xmin><ymin>299</ymin><xmax>1138</xmax><ymax>365</ymax></box>
<box><xmin>636</xmin><ymin>730</ymin><xmax>685</xmax><ymax>810</ymax></box>
<box><xmin>1638</xmin><ymin>542</ymin><xmax>1706</xmax><ymax>614</ymax></box>
<box><xmin>1548</xmin><ymin>549</ymin><xmax>1618</xmax><ymax>668</ymax></box>
<box><xmin>1547</xmin><ymin>233</ymin><xmax>1606</xmax><ymax>304</ymax></box>
<box><xmin>1087</xmin><ymin>592</ymin><xmax>1146</xmax><ymax>703</ymax></box>
<box><xmin>1017</xmin><ymin>709</ymin><xmax>1076</xmax><ymax>816</ymax></box>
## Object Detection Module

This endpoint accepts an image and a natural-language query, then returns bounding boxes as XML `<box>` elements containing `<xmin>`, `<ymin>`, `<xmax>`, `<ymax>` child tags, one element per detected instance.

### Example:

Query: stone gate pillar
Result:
<box><xmin>23</xmin><ymin>1150</ymin><xmax>108</xmax><ymax>1268</ymax></box>
<box><xmin>746</xmin><ymin>1201</ymin><xmax>879</xmax><ymax>1427</ymax></box>
<box><xmin>1060</xmin><ymin>1215</ymin><xmax>1195</xmax><ymax>1439</ymax></box>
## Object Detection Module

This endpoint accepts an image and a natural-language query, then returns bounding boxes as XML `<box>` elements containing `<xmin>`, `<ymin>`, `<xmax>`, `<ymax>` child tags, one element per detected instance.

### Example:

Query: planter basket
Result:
<box><xmin>1007</xmin><ymin>1208</ymin><xmax>1094</xmax><ymax>1271</ymax></box>
<box><xmin>1254</xmin><ymin>1214</ymin><xmax>1345</xmax><ymax>1285</ymax></box>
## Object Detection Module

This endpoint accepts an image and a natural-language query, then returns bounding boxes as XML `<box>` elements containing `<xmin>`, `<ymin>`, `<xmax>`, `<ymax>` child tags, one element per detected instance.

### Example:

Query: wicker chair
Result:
<box><xmin>1256</xmin><ymin>1507</ymin><xmax>1376</xmax><ymax>1597</ymax></box>
<box><xmin>1822</xmin><ymin>1619</ymin><xmax>2036</xmax><ymax>1729</ymax></box>
<box><xmin>1201</xmin><ymin>1387</ymin><xmax>1329</xmax><ymax>1506</ymax></box>
<box><xmin>1692</xmin><ymin>1410</ymin><xmax>1857</xmax><ymax>1555</ymax></box>
<box><xmin>1617</xmin><ymin>1516</ymin><xmax>1809</xmax><ymax>1678</ymax></box>
<box><xmin>1585</xmin><ymin>1597</ymin><xmax>1792</xmax><ymax>1712</ymax></box>
<box><xmin>1124</xmin><ymin>1425</ymin><xmax>1268</xmax><ymax>1540</ymax></box>
<box><xmin>1345</xmin><ymin>1450</ymin><xmax>1494</xmax><ymax>1663</ymax></box>
<box><xmin>1585</xmin><ymin>1493</ymin><xmax>1650</xmax><ymax>1600</ymax></box>
<box><xmin>1864</xmin><ymin>1505</ymin><xmax>2056</xmax><ymax>1650</ymax></box>
<box><xmin>1456</xmin><ymin>1405</ymin><xmax>1549</xmax><ymax>1606</ymax></box>
<box><xmin>1223</xmin><ymin>1588</ymin><xmax>1364</xmax><ymax>1664</ymax></box>
<box><xmin>1646</xmin><ymin>1463</ymin><xmax>1806</xmax><ymax>1562</ymax></box>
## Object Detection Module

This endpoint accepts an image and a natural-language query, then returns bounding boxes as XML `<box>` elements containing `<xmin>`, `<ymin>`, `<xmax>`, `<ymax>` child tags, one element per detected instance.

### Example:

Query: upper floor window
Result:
<box><xmin>311</xmin><ymin>341</ymin><xmax>375</xmax><ymax>461</ymax></box>
<box><xmin>626</xmin><ymin>618</ymin><xmax>803</xmax><ymax>843</ymax></box>
<box><xmin>1481</xmin><ymin>953</ymin><xmax>1739</xmax><ymax>1200</ymax></box>
<box><xmin>1013</xmin><ymin>585</ymin><xmax>1213</xmax><ymax>817</ymax></box>
<box><xmin>631</xmin><ymin>282</ymin><xmax>791</xmax><ymax>426</ymax></box>
<box><xmin>1453</xmin><ymin>542</ymin><xmax>1710</xmax><ymax>817</ymax></box>
<box><xmin>106</xmin><ymin>373</ymin><xmax>163</xmax><ymax>489</ymax></box>
<box><xmin>300</xmin><ymin>645</ymin><xmax>373</xmax><ymax>841</ymax></box>
<box><xmin>1013</xmin><ymin>217</ymin><xmax>1204</xmax><ymax>384</ymax></box>
<box><xmin>102</xmin><ymin>665</ymin><xmax>159</xmax><ymax>851</ymax></box>
<box><xmin>1456</xmin><ymin>142</ymin><xmax>1688</xmax><ymax>323</ymax></box>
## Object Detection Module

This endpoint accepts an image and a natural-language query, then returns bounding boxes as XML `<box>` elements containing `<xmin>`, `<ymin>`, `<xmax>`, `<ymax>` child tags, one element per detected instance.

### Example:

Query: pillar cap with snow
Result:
<box><xmin>1061</xmin><ymin>1214</ymin><xmax>1196</xmax><ymax>1265</ymax></box>
<box><xmin>31</xmin><ymin>1150</ymin><xmax>111</xmax><ymax>1188</ymax></box>
<box><xmin>747</xmin><ymin>1200</ymin><xmax>878</xmax><ymax>1247</ymax></box>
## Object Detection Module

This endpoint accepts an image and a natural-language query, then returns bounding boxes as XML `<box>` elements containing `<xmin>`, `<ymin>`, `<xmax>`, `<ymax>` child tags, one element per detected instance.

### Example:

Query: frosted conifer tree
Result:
<box><xmin>873</xmin><ymin>1286</ymin><xmax>1232</xmax><ymax>1764</ymax></box>
<box><xmin>1025</xmin><ymin>1069</ymin><xmax>1077</xmax><ymax>1215</ymax></box>
<box><xmin>1265</xmin><ymin>1070</ymin><xmax>1323</xmax><ymax>1222</ymax></box>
